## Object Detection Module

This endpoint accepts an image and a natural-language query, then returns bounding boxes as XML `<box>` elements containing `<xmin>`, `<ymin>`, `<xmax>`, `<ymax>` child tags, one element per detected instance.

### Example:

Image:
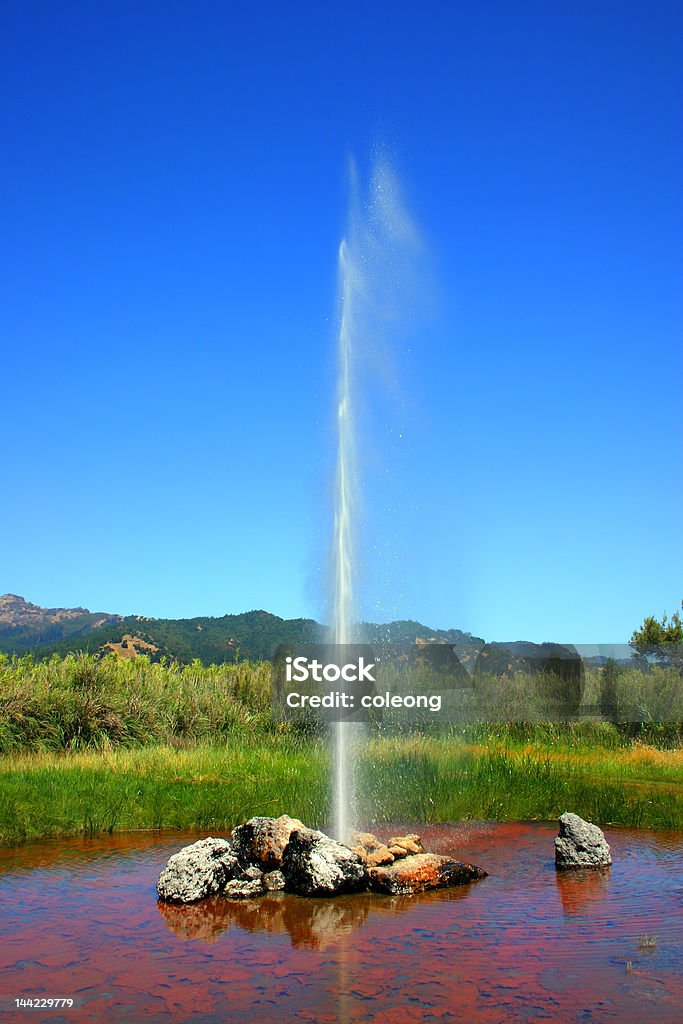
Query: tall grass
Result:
<box><xmin>0</xmin><ymin>653</ymin><xmax>681</xmax><ymax>843</ymax></box>
<box><xmin>0</xmin><ymin>652</ymin><xmax>275</xmax><ymax>752</ymax></box>
<box><xmin>0</xmin><ymin>740</ymin><xmax>330</xmax><ymax>844</ymax></box>
<box><xmin>358</xmin><ymin>735</ymin><xmax>682</xmax><ymax>829</ymax></box>
<box><xmin>1</xmin><ymin>653</ymin><xmax>680</xmax><ymax>753</ymax></box>
<box><xmin>0</xmin><ymin>735</ymin><xmax>680</xmax><ymax>845</ymax></box>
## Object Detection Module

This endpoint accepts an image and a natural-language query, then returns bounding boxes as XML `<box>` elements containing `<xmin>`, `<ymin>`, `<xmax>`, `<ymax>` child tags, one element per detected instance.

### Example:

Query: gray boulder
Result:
<box><xmin>223</xmin><ymin>877</ymin><xmax>266</xmax><ymax>899</ymax></box>
<box><xmin>263</xmin><ymin>869</ymin><xmax>286</xmax><ymax>891</ymax></box>
<box><xmin>231</xmin><ymin>814</ymin><xmax>307</xmax><ymax>871</ymax></box>
<box><xmin>555</xmin><ymin>812</ymin><xmax>612</xmax><ymax>869</ymax></box>
<box><xmin>282</xmin><ymin>828</ymin><xmax>367</xmax><ymax>896</ymax></box>
<box><xmin>157</xmin><ymin>837</ymin><xmax>239</xmax><ymax>903</ymax></box>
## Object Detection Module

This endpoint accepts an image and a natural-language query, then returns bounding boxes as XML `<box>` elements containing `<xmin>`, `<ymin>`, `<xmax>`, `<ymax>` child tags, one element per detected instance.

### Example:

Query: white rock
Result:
<box><xmin>555</xmin><ymin>812</ymin><xmax>612</xmax><ymax>869</ymax></box>
<box><xmin>282</xmin><ymin>829</ymin><xmax>367</xmax><ymax>896</ymax></box>
<box><xmin>223</xmin><ymin>877</ymin><xmax>265</xmax><ymax>898</ymax></box>
<box><xmin>157</xmin><ymin>837</ymin><xmax>239</xmax><ymax>903</ymax></box>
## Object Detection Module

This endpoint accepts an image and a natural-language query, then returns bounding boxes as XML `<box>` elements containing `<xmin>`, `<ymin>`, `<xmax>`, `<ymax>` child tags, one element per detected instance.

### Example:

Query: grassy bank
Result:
<box><xmin>1</xmin><ymin>653</ymin><xmax>681</xmax><ymax>843</ymax></box>
<box><xmin>0</xmin><ymin>739</ymin><xmax>329</xmax><ymax>844</ymax></box>
<box><xmin>1</xmin><ymin>735</ymin><xmax>680</xmax><ymax>845</ymax></box>
<box><xmin>359</xmin><ymin>734</ymin><xmax>682</xmax><ymax>830</ymax></box>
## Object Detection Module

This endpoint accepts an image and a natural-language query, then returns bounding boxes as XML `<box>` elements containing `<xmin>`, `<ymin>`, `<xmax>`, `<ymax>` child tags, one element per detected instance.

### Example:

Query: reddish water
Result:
<box><xmin>0</xmin><ymin>823</ymin><xmax>681</xmax><ymax>1023</ymax></box>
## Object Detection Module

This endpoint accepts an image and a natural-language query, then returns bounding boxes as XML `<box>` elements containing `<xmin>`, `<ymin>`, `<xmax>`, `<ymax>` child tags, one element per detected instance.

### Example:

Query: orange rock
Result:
<box><xmin>387</xmin><ymin>834</ymin><xmax>424</xmax><ymax>856</ymax></box>
<box><xmin>365</xmin><ymin>845</ymin><xmax>395</xmax><ymax>867</ymax></box>
<box><xmin>368</xmin><ymin>853</ymin><xmax>487</xmax><ymax>895</ymax></box>
<box><xmin>349</xmin><ymin>831</ymin><xmax>383</xmax><ymax>851</ymax></box>
<box><xmin>349</xmin><ymin>832</ymin><xmax>395</xmax><ymax>864</ymax></box>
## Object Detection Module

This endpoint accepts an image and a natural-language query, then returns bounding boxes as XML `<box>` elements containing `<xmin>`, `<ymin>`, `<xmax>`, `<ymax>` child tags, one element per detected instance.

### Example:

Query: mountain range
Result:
<box><xmin>0</xmin><ymin>594</ymin><xmax>482</xmax><ymax>664</ymax></box>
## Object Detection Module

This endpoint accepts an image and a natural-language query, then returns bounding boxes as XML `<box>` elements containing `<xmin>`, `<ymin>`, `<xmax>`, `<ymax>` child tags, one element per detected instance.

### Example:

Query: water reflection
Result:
<box><xmin>157</xmin><ymin>889</ymin><xmax>432</xmax><ymax>948</ymax></box>
<box><xmin>555</xmin><ymin>866</ymin><xmax>611</xmax><ymax>916</ymax></box>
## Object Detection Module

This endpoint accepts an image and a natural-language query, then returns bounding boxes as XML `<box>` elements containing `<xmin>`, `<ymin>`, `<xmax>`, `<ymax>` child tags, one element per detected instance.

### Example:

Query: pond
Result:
<box><xmin>1</xmin><ymin>822</ymin><xmax>681</xmax><ymax>1023</ymax></box>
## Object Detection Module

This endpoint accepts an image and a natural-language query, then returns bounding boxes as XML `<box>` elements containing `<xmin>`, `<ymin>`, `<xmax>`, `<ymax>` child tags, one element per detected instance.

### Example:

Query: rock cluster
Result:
<box><xmin>157</xmin><ymin>815</ymin><xmax>487</xmax><ymax>903</ymax></box>
<box><xmin>349</xmin><ymin>831</ymin><xmax>425</xmax><ymax>866</ymax></box>
<box><xmin>554</xmin><ymin>812</ymin><xmax>612</xmax><ymax>869</ymax></box>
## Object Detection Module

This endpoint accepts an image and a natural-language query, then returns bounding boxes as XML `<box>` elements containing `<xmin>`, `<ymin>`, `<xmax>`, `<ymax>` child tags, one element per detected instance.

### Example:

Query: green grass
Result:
<box><xmin>1</xmin><ymin>652</ymin><xmax>681</xmax><ymax>754</ymax></box>
<box><xmin>0</xmin><ymin>739</ymin><xmax>330</xmax><ymax>844</ymax></box>
<box><xmin>358</xmin><ymin>735</ymin><xmax>683</xmax><ymax>830</ymax></box>
<box><xmin>0</xmin><ymin>734</ymin><xmax>680</xmax><ymax>845</ymax></box>
<box><xmin>0</xmin><ymin>652</ymin><xmax>681</xmax><ymax>844</ymax></box>
<box><xmin>0</xmin><ymin>652</ymin><xmax>277</xmax><ymax>752</ymax></box>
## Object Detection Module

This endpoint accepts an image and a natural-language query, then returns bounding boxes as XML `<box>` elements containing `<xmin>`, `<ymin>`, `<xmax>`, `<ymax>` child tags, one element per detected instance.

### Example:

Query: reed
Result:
<box><xmin>0</xmin><ymin>652</ymin><xmax>274</xmax><ymax>752</ymax></box>
<box><xmin>1</xmin><ymin>653</ymin><xmax>680</xmax><ymax>753</ymax></box>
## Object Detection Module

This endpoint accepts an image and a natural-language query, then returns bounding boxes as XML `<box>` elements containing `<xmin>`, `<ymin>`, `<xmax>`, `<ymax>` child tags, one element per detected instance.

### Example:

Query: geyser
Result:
<box><xmin>332</xmin><ymin>230</ymin><xmax>358</xmax><ymax>840</ymax></box>
<box><xmin>330</xmin><ymin>155</ymin><xmax>424</xmax><ymax>840</ymax></box>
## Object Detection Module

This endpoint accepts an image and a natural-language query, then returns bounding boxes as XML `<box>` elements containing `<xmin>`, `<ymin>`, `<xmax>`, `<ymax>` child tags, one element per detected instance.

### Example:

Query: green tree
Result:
<box><xmin>631</xmin><ymin>601</ymin><xmax>683</xmax><ymax>646</ymax></box>
<box><xmin>631</xmin><ymin>600</ymin><xmax>683</xmax><ymax>672</ymax></box>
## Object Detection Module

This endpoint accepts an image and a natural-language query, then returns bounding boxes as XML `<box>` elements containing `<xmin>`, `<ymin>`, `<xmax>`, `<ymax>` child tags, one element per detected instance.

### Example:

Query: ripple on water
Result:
<box><xmin>0</xmin><ymin>822</ymin><xmax>681</xmax><ymax>1024</ymax></box>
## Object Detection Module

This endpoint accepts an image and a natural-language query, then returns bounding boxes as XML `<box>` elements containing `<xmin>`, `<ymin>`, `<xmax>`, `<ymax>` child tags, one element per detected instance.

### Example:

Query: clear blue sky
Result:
<box><xmin>2</xmin><ymin>1</ymin><xmax>681</xmax><ymax>642</ymax></box>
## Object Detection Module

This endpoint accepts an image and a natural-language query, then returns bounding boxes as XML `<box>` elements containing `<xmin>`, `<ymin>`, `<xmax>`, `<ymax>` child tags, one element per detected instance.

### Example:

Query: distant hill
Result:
<box><xmin>0</xmin><ymin>594</ymin><xmax>482</xmax><ymax>664</ymax></box>
<box><xmin>0</xmin><ymin>594</ymin><xmax>123</xmax><ymax>653</ymax></box>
